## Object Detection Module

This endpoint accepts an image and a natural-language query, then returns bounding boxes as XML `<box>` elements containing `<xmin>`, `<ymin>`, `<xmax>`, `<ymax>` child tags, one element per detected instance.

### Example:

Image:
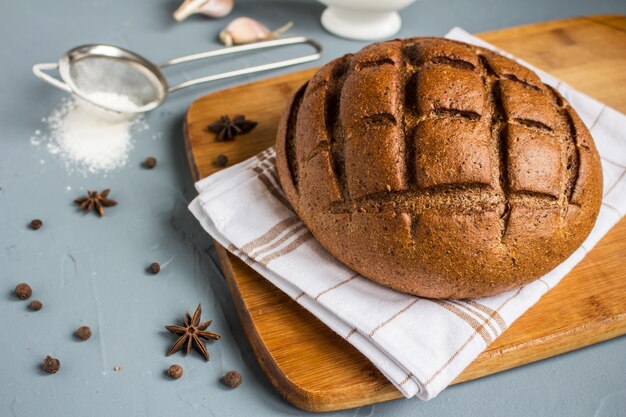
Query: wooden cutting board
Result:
<box><xmin>184</xmin><ymin>16</ymin><xmax>626</xmax><ymax>412</ymax></box>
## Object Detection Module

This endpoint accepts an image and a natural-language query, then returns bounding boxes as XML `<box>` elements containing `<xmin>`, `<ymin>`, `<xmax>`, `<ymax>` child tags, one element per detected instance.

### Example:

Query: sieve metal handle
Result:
<box><xmin>32</xmin><ymin>63</ymin><xmax>71</xmax><ymax>93</ymax></box>
<box><xmin>161</xmin><ymin>37</ymin><xmax>322</xmax><ymax>93</ymax></box>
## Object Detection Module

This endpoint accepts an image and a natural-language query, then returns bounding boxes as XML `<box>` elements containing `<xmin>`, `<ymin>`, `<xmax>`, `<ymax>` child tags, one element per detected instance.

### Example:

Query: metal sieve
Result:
<box><xmin>33</xmin><ymin>37</ymin><xmax>322</xmax><ymax>114</ymax></box>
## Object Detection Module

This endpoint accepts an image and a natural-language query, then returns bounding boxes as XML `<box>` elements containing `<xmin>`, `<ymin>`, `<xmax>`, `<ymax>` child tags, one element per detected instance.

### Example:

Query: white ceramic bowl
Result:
<box><xmin>319</xmin><ymin>0</ymin><xmax>417</xmax><ymax>40</ymax></box>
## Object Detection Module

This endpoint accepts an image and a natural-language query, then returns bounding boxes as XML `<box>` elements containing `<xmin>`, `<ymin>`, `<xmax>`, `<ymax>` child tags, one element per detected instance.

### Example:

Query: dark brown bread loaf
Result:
<box><xmin>276</xmin><ymin>37</ymin><xmax>602</xmax><ymax>299</ymax></box>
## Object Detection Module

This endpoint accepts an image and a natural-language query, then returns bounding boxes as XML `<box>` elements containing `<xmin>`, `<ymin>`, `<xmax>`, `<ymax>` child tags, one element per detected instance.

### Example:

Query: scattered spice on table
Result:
<box><xmin>215</xmin><ymin>154</ymin><xmax>229</xmax><ymax>167</ymax></box>
<box><xmin>75</xmin><ymin>326</ymin><xmax>92</xmax><ymax>341</ymax></box>
<box><xmin>29</xmin><ymin>300</ymin><xmax>43</xmax><ymax>311</ymax></box>
<box><xmin>15</xmin><ymin>283</ymin><xmax>32</xmax><ymax>300</ymax></box>
<box><xmin>208</xmin><ymin>115</ymin><xmax>257</xmax><ymax>142</ymax></box>
<box><xmin>42</xmin><ymin>356</ymin><xmax>60</xmax><ymax>374</ymax></box>
<box><xmin>143</xmin><ymin>156</ymin><xmax>157</xmax><ymax>169</ymax></box>
<box><xmin>167</xmin><ymin>364</ymin><xmax>183</xmax><ymax>379</ymax></box>
<box><xmin>165</xmin><ymin>304</ymin><xmax>221</xmax><ymax>361</ymax></box>
<box><xmin>148</xmin><ymin>262</ymin><xmax>161</xmax><ymax>275</ymax></box>
<box><xmin>29</xmin><ymin>219</ymin><xmax>43</xmax><ymax>230</ymax></box>
<box><xmin>222</xmin><ymin>370</ymin><xmax>242</xmax><ymax>388</ymax></box>
<box><xmin>74</xmin><ymin>189</ymin><xmax>118</xmax><ymax>217</ymax></box>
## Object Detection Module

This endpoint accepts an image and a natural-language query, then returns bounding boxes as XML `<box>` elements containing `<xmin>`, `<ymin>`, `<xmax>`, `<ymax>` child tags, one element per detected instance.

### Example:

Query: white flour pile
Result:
<box><xmin>31</xmin><ymin>93</ymin><xmax>148</xmax><ymax>174</ymax></box>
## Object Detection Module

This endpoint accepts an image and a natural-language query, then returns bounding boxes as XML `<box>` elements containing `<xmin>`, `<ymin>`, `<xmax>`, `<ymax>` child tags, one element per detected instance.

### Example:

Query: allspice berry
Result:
<box><xmin>215</xmin><ymin>154</ymin><xmax>228</xmax><ymax>167</ymax></box>
<box><xmin>75</xmin><ymin>326</ymin><xmax>92</xmax><ymax>341</ymax></box>
<box><xmin>148</xmin><ymin>262</ymin><xmax>161</xmax><ymax>275</ymax></box>
<box><xmin>144</xmin><ymin>156</ymin><xmax>157</xmax><ymax>169</ymax></box>
<box><xmin>167</xmin><ymin>364</ymin><xmax>183</xmax><ymax>380</ymax></box>
<box><xmin>222</xmin><ymin>370</ymin><xmax>242</xmax><ymax>388</ymax></box>
<box><xmin>30</xmin><ymin>219</ymin><xmax>43</xmax><ymax>230</ymax></box>
<box><xmin>42</xmin><ymin>356</ymin><xmax>60</xmax><ymax>374</ymax></box>
<box><xmin>15</xmin><ymin>283</ymin><xmax>32</xmax><ymax>300</ymax></box>
<box><xmin>29</xmin><ymin>300</ymin><xmax>43</xmax><ymax>311</ymax></box>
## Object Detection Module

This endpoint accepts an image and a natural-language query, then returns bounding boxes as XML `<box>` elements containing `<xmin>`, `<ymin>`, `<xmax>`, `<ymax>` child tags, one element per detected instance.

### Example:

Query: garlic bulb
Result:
<box><xmin>173</xmin><ymin>0</ymin><xmax>233</xmax><ymax>22</ymax></box>
<box><xmin>219</xmin><ymin>18</ymin><xmax>293</xmax><ymax>46</ymax></box>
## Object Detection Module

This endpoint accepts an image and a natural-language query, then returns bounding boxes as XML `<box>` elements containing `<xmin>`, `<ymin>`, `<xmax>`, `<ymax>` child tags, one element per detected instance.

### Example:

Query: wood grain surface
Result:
<box><xmin>184</xmin><ymin>16</ymin><xmax>626</xmax><ymax>412</ymax></box>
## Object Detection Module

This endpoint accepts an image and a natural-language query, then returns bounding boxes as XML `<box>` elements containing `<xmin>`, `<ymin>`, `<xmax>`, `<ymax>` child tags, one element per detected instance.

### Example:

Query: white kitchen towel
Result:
<box><xmin>189</xmin><ymin>28</ymin><xmax>626</xmax><ymax>400</ymax></box>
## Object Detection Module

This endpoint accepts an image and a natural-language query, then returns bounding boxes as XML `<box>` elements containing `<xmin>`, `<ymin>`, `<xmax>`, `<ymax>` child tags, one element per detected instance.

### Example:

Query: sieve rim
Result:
<box><xmin>57</xmin><ymin>44</ymin><xmax>168</xmax><ymax>113</ymax></box>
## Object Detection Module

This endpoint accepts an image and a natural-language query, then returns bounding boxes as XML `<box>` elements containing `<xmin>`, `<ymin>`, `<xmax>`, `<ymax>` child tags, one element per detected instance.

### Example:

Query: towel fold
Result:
<box><xmin>189</xmin><ymin>28</ymin><xmax>626</xmax><ymax>400</ymax></box>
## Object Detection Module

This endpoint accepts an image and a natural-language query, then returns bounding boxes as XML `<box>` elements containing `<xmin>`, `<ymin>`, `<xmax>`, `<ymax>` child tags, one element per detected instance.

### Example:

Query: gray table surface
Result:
<box><xmin>1</xmin><ymin>1</ymin><xmax>625</xmax><ymax>416</ymax></box>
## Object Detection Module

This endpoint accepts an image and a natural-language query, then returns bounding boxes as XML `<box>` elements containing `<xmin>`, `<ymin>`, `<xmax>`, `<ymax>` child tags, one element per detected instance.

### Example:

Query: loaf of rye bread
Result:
<box><xmin>275</xmin><ymin>37</ymin><xmax>602</xmax><ymax>299</ymax></box>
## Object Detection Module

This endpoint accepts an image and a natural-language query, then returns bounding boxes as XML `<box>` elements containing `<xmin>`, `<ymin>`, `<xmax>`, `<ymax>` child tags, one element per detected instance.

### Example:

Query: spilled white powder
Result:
<box><xmin>32</xmin><ymin>93</ymin><xmax>148</xmax><ymax>174</ymax></box>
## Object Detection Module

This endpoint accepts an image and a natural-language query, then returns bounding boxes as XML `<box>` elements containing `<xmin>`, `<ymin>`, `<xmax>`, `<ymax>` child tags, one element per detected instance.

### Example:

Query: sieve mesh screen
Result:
<box><xmin>68</xmin><ymin>56</ymin><xmax>163</xmax><ymax>111</ymax></box>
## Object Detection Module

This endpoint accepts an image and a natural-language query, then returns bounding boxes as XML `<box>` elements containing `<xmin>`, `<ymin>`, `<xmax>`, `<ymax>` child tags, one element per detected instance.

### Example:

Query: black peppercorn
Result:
<box><xmin>75</xmin><ymin>326</ymin><xmax>92</xmax><ymax>341</ymax></box>
<box><xmin>222</xmin><ymin>370</ymin><xmax>242</xmax><ymax>388</ymax></box>
<box><xmin>167</xmin><ymin>364</ymin><xmax>183</xmax><ymax>379</ymax></box>
<box><xmin>148</xmin><ymin>263</ymin><xmax>160</xmax><ymax>275</ymax></box>
<box><xmin>42</xmin><ymin>356</ymin><xmax>60</xmax><ymax>374</ymax></box>
<box><xmin>144</xmin><ymin>156</ymin><xmax>157</xmax><ymax>169</ymax></box>
<box><xmin>215</xmin><ymin>154</ymin><xmax>229</xmax><ymax>167</ymax></box>
<box><xmin>15</xmin><ymin>283</ymin><xmax>32</xmax><ymax>300</ymax></box>
<box><xmin>30</xmin><ymin>219</ymin><xmax>43</xmax><ymax>230</ymax></box>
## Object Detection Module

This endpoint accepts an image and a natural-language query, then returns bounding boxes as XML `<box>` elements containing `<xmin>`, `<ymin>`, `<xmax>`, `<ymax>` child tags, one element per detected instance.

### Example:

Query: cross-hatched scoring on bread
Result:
<box><xmin>285</xmin><ymin>39</ymin><xmax>582</xmax><ymax>231</ymax></box>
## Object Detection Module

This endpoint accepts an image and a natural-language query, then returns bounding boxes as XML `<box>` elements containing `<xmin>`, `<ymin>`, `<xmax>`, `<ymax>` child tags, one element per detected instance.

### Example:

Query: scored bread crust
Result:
<box><xmin>276</xmin><ymin>37</ymin><xmax>602</xmax><ymax>299</ymax></box>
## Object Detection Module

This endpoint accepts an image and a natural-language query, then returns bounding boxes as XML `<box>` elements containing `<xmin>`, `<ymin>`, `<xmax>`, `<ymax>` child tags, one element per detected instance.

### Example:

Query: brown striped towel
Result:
<box><xmin>189</xmin><ymin>28</ymin><xmax>626</xmax><ymax>400</ymax></box>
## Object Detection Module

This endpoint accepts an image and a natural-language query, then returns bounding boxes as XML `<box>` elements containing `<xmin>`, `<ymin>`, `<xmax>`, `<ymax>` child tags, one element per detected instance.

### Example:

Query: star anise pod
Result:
<box><xmin>165</xmin><ymin>304</ymin><xmax>221</xmax><ymax>361</ymax></box>
<box><xmin>207</xmin><ymin>114</ymin><xmax>257</xmax><ymax>141</ymax></box>
<box><xmin>74</xmin><ymin>189</ymin><xmax>118</xmax><ymax>217</ymax></box>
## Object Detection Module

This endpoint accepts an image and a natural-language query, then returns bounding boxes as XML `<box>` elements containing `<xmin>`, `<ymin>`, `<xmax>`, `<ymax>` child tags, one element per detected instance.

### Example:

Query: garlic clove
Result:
<box><xmin>173</xmin><ymin>0</ymin><xmax>233</xmax><ymax>22</ymax></box>
<box><xmin>219</xmin><ymin>17</ymin><xmax>267</xmax><ymax>46</ymax></box>
<box><xmin>219</xmin><ymin>17</ymin><xmax>293</xmax><ymax>46</ymax></box>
